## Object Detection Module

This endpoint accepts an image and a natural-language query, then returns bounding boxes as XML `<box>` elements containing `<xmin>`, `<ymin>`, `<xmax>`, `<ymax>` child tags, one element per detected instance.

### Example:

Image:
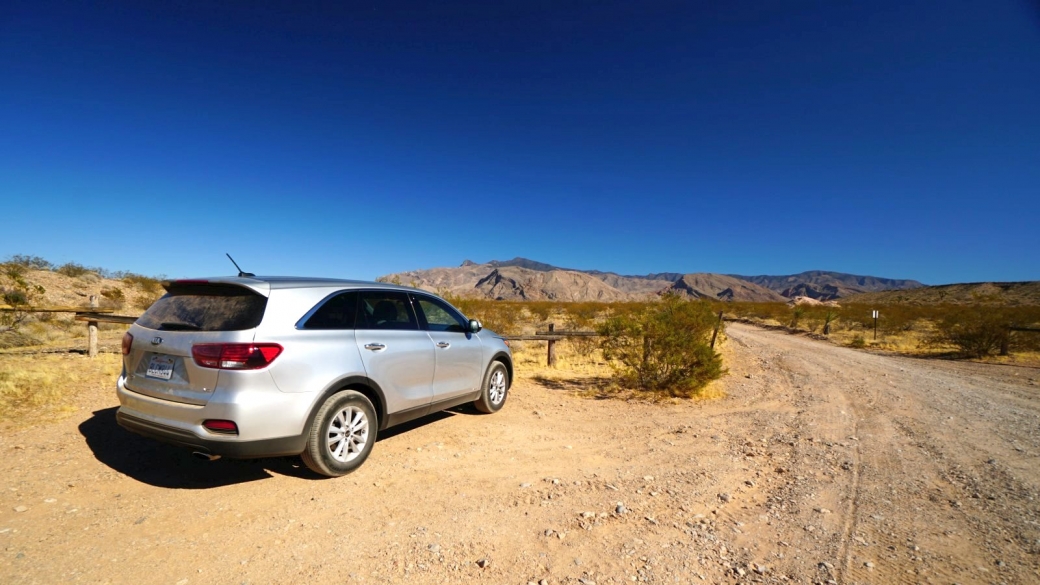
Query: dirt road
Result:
<box><xmin>2</xmin><ymin>323</ymin><xmax>1038</xmax><ymax>584</ymax></box>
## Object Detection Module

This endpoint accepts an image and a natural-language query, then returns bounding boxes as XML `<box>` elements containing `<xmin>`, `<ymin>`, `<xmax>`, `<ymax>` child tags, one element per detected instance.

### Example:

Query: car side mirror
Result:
<box><xmin>468</xmin><ymin>319</ymin><xmax>482</xmax><ymax>333</ymax></box>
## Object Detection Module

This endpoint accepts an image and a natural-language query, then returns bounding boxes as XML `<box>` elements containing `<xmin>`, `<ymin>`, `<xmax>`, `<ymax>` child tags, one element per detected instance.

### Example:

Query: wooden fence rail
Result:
<box><xmin>1</xmin><ymin>300</ymin><xmax>137</xmax><ymax>357</ymax></box>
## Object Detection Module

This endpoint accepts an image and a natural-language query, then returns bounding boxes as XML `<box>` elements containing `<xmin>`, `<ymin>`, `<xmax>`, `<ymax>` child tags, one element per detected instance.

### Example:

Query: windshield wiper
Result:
<box><xmin>159</xmin><ymin>321</ymin><xmax>202</xmax><ymax>331</ymax></box>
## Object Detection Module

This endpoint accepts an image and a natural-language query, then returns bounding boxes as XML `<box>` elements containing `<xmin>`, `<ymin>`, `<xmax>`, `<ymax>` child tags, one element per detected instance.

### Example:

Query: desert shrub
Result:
<box><xmin>0</xmin><ymin>270</ymin><xmax>45</xmax><ymax>333</ymax></box>
<box><xmin>526</xmin><ymin>301</ymin><xmax>553</xmax><ymax>323</ymax></box>
<box><xmin>124</xmin><ymin>274</ymin><xmax>162</xmax><ymax>292</ymax></box>
<box><xmin>598</xmin><ymin>294</ymin><xmax>725</xmax><ymax>396</ymax></box>
<box><xmin>6</xmin><ymin>255</ymin><xmax>53</xmax><ymax>270</ymax></box>
<box><xmin>441</xmin><ymin>295</ymin><xmax>521</xmax><ymax>336</ymax></box>
<box><xmin>848</xmin><ymin>335</ymin><xmax>866</xmax><ymax>348</ymax></box>
<box><xmin>930</xmin><ymin>308</ymin><xmax>1011</xmax><ymax>358</ymax></box>
<box><xmin>55</xmin><ymin>262</ymin><xmax>96</xmax><ymax>278</ymax></box>
<box><xmin>100</xmin><ymin>287</ymin><xmax>126</xmax><ymax>309</ymax></box>
<box><xmin>726</xmin><ymin>302</ymin><xmax>789</xmax><ymax>324</ymax></box>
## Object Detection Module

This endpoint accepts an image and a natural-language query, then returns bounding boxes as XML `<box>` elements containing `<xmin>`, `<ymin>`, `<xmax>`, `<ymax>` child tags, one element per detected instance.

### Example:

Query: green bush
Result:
<box><xmin>598</xmin><ymin>294</ymin><xmax>725</xmax><ymax>396</ymax></box>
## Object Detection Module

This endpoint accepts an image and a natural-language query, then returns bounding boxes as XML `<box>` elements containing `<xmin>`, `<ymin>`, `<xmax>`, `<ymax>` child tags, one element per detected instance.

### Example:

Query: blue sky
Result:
<box><xmin>1</xmin><ymin>1</ymin><xmax>1038</xmax><ymax>285</ymax></box>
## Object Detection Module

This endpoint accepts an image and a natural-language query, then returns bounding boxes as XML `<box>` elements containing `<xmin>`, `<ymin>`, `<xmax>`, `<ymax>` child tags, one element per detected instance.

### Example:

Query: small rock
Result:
<box><xmin>539</xmin><ymin>580</ymin><xmax>549</xmax><ymax>585</ymax></box>
<box><xmin>718</xmin><ymin>493</ymin><xmax>731</xmax><ymax>503</ymax></box>
<box><xmin>745</xmin><ymin>374</ymin><xmax>752</xmax><ymax>379</ymax></box>
<box><xmin>819</xmin><ymin>561</ymin><xmax>834</xmax><ymax>571</ymax></box>
<box><xmin>13</xmin><ymin>506</ymin><xmax>27</xmax><ymax>513</ymax></box>
<box><xmin>754</xmin><ymin>564</ymin><xmax>767</xmax><ymax>574</ymax></box>
<box><xmin>643</xmin><ymin>475</ymin><xmax>654</xmax><ymax>482</ymax></box>
<box><xmin>815</xmin><ymin>508</ymin><xmax>832</xmax><ymax>514</ymax></box>
<box><xmin>44</xmin><ymin>499</ymin><xmax>56</xmax><ymax>504</ymax></box>
<box><xmin>476</xmin><ymin>558</ymin><xmax>489</xmax><ymax>569</ymax></box>
<box><xmin>578</xmin><ymin>579</ymin><xmax>596</xmax><ymax>585</ymax></box>
<box><xmin>616</xmin><ymin>503</ymin><xmax>627</xmax><ymax>515</ymax></box>
<box><xmin>428</xmin><ymin>544</ymin><xmax>440</xmax><ymax>553</ymax></box>
<box><xmin>864</xmin><ymin>561</ymin><xmax>875</xmax><ymax>569</ymax></box>
<box><xmin>520</xmin><ymin>482</ymin><xmax>531</xmax><ymax>488</ymax></box>
<box><xmin>581</xmin><ymin>511</ymin><xmax>595</xmax><ymax>519</ymax></box>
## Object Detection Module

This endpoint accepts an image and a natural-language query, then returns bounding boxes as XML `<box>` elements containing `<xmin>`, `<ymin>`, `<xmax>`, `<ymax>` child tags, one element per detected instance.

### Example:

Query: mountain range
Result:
<box><xmin>379</xmin><ymin>258</ymin><xmax>924</xmax><ymax>302</ymax></box>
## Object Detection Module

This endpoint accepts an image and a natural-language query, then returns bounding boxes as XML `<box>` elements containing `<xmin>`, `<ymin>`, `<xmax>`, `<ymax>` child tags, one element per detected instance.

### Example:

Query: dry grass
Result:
<box><xmin>0</xmin><ymin>352</ymin><xmax>122</xmax><ymax>427</ymax></box>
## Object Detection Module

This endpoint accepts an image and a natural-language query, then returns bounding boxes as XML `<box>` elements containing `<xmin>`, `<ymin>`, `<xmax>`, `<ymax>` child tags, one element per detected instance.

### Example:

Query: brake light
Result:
<box><xmin>122</xmin><ymin>332</ymin><xmax>133</xmax><ymax>355</ymax></box>
<box><xmin>202</xmin><ymin>419</ymin><xmax>238</xmax><ymax>435</ymax></box>
<box><xmin>191</xmin><ymin>343</ymin><xmax>283</xmax><ymax>370</ymax></box>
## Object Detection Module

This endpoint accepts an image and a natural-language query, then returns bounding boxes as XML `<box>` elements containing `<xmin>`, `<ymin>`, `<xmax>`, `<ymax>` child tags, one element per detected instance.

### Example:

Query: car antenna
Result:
<box><xmin>226</xmin><ymin>253</ymin><xmax>255</xmax><ymax>278</ymax></box>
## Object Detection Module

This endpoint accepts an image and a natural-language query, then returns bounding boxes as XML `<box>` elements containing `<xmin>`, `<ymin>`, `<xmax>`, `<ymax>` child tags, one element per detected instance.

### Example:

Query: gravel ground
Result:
<box><xmin>1</xmin><ymin>323</ymin><xmax>1038</xmax><ymax>584</ymax></box>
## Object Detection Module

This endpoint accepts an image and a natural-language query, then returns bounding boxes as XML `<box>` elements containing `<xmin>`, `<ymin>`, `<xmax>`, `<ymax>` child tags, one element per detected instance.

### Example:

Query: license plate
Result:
<box><xmin>146</xmin><ymin>355</ymin><xmax>175</xmax><ymax>380</ymax></box>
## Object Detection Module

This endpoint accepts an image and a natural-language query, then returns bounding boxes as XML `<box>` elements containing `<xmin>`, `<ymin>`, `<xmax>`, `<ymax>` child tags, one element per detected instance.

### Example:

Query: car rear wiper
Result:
<box><xmin>159</xmin><ymin>321</ymin><xmax>202</xmax><ymax>331</ymax></box>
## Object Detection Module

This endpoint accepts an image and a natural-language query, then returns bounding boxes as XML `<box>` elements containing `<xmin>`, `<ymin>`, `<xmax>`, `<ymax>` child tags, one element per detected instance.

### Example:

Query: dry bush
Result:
<box><xmin>100</xmin><ymin>287</ymin><xmax>125</xmax><ymax>309</ymax></box>
<box><xmin>55</xmin><ymin>262</ymin><xmax>96</xmax><ymax>278</ymax></box>
<box><xmin>598</xmin><ymin>294</ymin><xmax>725</xmax><ymax>397</ymax></box>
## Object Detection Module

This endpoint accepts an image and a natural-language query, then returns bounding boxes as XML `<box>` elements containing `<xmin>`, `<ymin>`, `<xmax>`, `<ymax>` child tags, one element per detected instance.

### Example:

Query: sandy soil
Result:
<box><xmin>2</xmin><ymin>323</ymin><xmax>1038</xmax><ymax>584</ymax></box>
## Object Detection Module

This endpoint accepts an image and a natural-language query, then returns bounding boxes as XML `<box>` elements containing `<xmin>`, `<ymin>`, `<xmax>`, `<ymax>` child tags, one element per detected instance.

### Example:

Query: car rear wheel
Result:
<box><xmin>474</xmin><ymin>361</ymin><xmax>509</xmax><ymax>414</ymax></box>
<box><xmin>301</xmin><ymin>390</ymin><xmax>377</xmax><ymax>477</ymax></box>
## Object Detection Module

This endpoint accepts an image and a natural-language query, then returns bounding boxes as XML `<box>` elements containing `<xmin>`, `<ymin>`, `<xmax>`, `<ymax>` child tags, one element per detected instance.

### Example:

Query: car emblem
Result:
<box><xmin>151</xmin><ymin>337</ymin><xmax>163</xmax><ymax>345</ymax></box>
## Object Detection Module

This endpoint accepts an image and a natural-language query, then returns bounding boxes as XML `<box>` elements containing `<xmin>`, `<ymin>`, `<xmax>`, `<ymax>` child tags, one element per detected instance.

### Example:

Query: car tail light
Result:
<box><xmin>191</xmin><ymin>343</ymin><xmax>283</xmax><ymax>370</ymax></box>
<box><xmin>202</xmin><ymin>419</ymin><xmax>238</xmax><ymax>435</ymax></box>
<box><xmin>122</xmin><ymin>332</ymin><xmax>134</xmax><ymax>355</ymax></box>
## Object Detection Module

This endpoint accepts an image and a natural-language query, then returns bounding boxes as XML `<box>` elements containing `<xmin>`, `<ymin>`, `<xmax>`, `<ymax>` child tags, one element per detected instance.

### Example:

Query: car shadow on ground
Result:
<box><xmin>79</xmin><ymin>407</ymin><xmax>459</xmax><ymax>489</ymax></box>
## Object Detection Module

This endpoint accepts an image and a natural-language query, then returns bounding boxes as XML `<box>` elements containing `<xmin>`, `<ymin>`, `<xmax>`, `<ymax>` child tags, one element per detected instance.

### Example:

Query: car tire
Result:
<box><xmin>301</xmin><ymin>390</ymin><xmax>377</xmax><ymax>477</ymax></box>
<box><xmin>474</xmin><ymin>361</ymin><xmax>509</xmax><ymax>414</ymax></box>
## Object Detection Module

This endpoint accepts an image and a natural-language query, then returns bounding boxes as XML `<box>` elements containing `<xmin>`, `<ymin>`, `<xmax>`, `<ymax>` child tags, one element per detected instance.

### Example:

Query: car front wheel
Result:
<box><xmin>474</xmin><ymin>361</ymin><xmax>509</xmax><ymax>414</ymax></box>
<box><xmin>302</xmin><ymin>390</ymin><xmax>377</xmax><ymax>477</ymax></box>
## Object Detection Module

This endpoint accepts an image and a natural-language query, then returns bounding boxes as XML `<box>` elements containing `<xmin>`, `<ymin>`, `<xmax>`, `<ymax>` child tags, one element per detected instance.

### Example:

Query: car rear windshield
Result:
<box><xmin>136</xmin><ymin>283</ymin><xmax>267</xmax><ymax>332</ymax></box>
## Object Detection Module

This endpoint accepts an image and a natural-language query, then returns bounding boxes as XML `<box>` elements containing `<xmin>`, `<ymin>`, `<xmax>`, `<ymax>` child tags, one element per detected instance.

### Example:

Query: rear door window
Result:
<box><xmin>301</xmin><ymin>291</ymin><xmax>359</xmax><ymax>329</ymax></box>
<box><xmin>137</xmin><ymin>283</ymin><xmax>267</xmax><ymax>331</ymax></box>
<box><xmin>357</xmin><ymin>291</ymin><xmax>419</xmax><ymax>330</ymax></box>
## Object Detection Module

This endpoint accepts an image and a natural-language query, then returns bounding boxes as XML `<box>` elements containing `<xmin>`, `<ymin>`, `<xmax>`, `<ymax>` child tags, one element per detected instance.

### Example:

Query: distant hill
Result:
<box><xmin>733</xmin><ymin>270</ymin><xmax>923</xmax><ymax>301</ymax></box>
<box><xmin>845</xmin><ymin>281</ymin><xmax>1040</xmax><ymax>306</ymax></box>
<box><xmin>380</xmin><ymin>258</ymin><xmax>918</xmax><ymax>302</ymax></box>
<box><xmin>474</xmin><ymin>267</ymin><xmax>632</xmax><ymax>301</ymax></box>
<box><xmin>667</xmin><ymin>274</ymin><xmax>787</xmax><ymax>302</ymax></box>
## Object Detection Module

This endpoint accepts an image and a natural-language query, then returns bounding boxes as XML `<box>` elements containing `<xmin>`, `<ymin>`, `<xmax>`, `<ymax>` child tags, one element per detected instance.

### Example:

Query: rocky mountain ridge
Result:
<box><xmin>380</xmin><ymin>258</ymin><xmax>924</xmax><ymax>302</ymax></box>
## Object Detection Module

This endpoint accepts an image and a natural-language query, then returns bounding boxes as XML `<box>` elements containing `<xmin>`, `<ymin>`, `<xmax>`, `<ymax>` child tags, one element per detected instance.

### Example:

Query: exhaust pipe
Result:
<box><xmin>192</xmin><ymin>451</ymin><xmax>221</xmax><ymax>461</ymax></box>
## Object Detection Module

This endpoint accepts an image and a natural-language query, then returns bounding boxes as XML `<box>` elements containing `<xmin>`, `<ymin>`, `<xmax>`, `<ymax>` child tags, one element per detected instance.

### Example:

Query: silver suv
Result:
<box><xmin>115</xmin><ymin>277</ymin><xmax>512</xmax><ymax>477</ymax></box>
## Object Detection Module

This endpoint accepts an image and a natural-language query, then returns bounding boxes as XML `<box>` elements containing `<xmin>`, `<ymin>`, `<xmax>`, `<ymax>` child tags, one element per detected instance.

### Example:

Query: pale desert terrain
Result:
<box><xmin>2</xmin><ymin>324</ymin><xmax>1038</xmax><ymax>584</ymax></box>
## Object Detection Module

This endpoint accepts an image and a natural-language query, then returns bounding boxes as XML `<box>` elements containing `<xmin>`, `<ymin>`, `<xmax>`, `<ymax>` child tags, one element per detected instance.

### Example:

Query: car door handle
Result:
<box><xmin>436</xmin><ymin>341</ymin><xmax>450</xmax><ymax>349</ymax></box>
<box><xmin>364</xmin><ymin>343</ymin><xmax>386</xmax><ymax>351</ymax></box>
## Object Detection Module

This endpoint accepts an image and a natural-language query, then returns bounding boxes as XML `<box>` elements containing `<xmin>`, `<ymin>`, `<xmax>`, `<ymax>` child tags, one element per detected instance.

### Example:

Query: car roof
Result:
<box><xmin>169</xmin><ymin>276</ymin><xmax>426</xmax><ymax>294</ymax></box>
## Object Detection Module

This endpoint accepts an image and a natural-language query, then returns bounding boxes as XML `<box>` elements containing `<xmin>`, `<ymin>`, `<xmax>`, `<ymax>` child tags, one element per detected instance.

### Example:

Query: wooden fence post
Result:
<box><xmin>1000</xmin><ymin>326</ymin><xmax>1010</xmax><ymax>356</ymax></box>
<box><xmin>710</xmin><ymin>311</ymin><xmax>723</xmax><ymax>349</ymax></box>
<box><xmin>88</xmin><ymin>295</ymin><xmax>99</xmax><ymax>358</ymax></box>
<box><xmin>547</xmin><ymin>322</ymin><xmax>557</xmax><ymax>367</ymax></box>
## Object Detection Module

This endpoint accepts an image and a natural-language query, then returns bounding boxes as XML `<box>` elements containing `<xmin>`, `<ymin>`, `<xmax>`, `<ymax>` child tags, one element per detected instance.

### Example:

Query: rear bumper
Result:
<box><xmin>116</xmin><ymin>410</ymin><xmax>306</xmax><ymax>458</ymax></box>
